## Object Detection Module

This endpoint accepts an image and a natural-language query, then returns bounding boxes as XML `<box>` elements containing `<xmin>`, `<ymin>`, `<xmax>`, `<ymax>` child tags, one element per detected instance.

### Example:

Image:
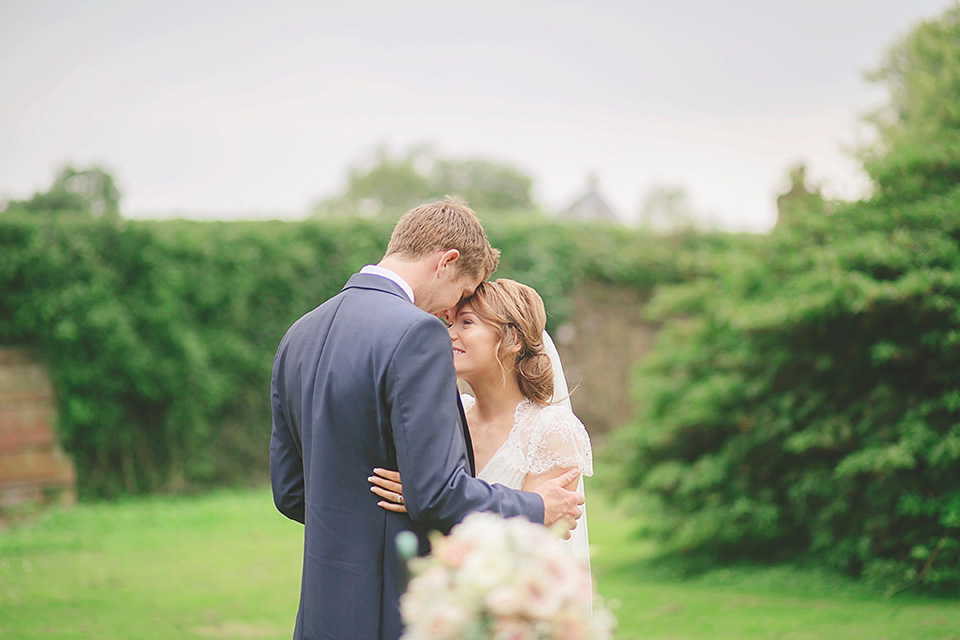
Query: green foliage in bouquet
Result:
<box><xmin>609</xmin><ymin>6</ymin><xmax>960</xmax><ymax>592</ymax></box>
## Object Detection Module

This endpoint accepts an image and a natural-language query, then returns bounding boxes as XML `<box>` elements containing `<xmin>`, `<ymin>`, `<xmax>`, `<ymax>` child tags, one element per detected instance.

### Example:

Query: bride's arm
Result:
<box><xmin>371</xmin><ymin>466</ymin><xmax>581</xmax><ymax>514</ymax></box>
<box><xmin>522</xmin><ymin>466</ymin><xmax>579</xmax><ymax>493</ymax></box>
<box><xmin>521</xmin><ymin>407</ymin><xmax>593</xmax><ymax>493</ymax></box>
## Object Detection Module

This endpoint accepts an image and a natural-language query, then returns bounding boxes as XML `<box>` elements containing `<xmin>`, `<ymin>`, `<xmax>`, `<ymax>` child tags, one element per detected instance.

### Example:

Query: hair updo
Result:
<box><xmin>460</xmin><ymin>278</ymin><xmax>554</xmax><ymax>405</ymax></box>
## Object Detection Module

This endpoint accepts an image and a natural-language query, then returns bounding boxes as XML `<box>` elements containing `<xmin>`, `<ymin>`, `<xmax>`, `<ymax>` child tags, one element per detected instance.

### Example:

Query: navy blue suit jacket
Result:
<box><xmin>270</xmin><ymin>273</ymin><xmax>544</xmax><ymax>640</ymax></box>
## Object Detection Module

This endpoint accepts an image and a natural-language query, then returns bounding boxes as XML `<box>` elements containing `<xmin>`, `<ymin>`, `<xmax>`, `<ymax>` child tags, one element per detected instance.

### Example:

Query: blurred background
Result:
<box><xmin>1</xmin><ymin>0</ymin><xmax>952</xmax><ymax>229</ymax></box>
<box><xmin>2</xmin><ymin>1</ymin><xmax>960</xmax><ymax>639</ymax></box>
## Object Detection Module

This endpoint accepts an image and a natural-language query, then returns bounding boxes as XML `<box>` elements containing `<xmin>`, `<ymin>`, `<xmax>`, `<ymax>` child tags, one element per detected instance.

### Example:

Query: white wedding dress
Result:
<box><xmin>463</xmin><ymin>392</ymin><xmax>594</xmax><ymax>571</ymax></box>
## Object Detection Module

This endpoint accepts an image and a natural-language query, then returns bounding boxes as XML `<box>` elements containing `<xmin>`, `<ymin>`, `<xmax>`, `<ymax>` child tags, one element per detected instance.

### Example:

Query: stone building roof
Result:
<box><xmin>556</xmin><ymin>176</ymin><xmax>620</xmax><ymax>224</ymax></box>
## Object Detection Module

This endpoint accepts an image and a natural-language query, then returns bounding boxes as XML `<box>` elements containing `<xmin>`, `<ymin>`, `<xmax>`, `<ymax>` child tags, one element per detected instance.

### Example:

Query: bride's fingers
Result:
<box><xmin>371</xmin><ymin>482</ymin><xmax>408</xmax><ymax>513</ymax></box>
<box><xmin>377</xmin><ymin>500</ymin><xmax>408</xmax><ymax>514</ymax></box>
<box><xmin>373</xmin><ymin>468</ymin><xmax>402</xmax><ymax>483</ymax></box>
<box><xmin>369</xmin><ymin>472</ymin><xmax>403</xmax><ymax>495</ymax></box>
<box><xmin>370</xmin><ymin>485</ymin><xmax>402</xmax><ymax>502</ymax></box>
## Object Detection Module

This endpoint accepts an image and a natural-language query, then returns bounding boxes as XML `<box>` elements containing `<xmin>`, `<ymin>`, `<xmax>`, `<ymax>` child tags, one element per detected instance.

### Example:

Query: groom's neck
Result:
<box><xmin>378</xmin><ymin>255</ymin><xmax>430</xmax><ymax>298</ymax></box>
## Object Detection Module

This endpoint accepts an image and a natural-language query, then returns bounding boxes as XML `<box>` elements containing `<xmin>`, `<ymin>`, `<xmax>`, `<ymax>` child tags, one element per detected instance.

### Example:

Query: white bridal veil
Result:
<box><xmin>542</xmin><ymin>329</ymin><xmax>572</xmax><ymax>412</ymax></box>
<box><xmin>542</xmin><ymin>329</ymin><xmax>591</xmax><ymax>580</ymax></box>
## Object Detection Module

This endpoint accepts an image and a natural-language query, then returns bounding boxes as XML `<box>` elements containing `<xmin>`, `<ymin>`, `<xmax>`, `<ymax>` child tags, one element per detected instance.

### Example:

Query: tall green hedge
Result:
<box><xmin>610</xmin><ymin>193</ymin><xmax>960</xmax><ymax>592</ymax></box>
<box><xmin>0</xmin><ymin>214</ymin><xmax>720</xmax><ymax>498</ymax></box>
<box><xmin>0</xmin><ymin>216</ymin><xmax>391</xmax><ymax>496</ymax></box>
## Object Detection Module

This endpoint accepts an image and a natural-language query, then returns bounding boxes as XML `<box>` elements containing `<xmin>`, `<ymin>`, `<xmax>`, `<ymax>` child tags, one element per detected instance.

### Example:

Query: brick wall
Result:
<box><xmin>557</xmin><ymin>282</ymin><xmax>656</xmax><ymax>437</ymax></box>
<box><xmin>0</xmin><ymin>348</ymin><xmax>76</xmax><ymax>507</ymax></box>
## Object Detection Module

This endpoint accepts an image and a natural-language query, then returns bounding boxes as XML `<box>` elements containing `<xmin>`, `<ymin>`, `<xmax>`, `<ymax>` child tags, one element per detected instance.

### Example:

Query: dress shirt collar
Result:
<box><xmin>359</xmin><ymin>264</ymin><xmax>415</xmax><ymax>304</ymax></box>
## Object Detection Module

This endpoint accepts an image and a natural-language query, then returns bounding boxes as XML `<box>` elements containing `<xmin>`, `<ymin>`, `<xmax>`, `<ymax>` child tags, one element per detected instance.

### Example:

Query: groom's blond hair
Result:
<box><xmin>385</xmin><ymin>196</ymin><xmax>500</xmax><ymax>280</ymax></box>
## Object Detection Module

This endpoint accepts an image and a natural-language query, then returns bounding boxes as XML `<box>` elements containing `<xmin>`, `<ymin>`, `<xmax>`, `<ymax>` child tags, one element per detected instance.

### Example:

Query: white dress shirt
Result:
<box><xmin>359</xmin><ymin>264</ymin><xmax>415</xmax><ymax>304</ymax></box>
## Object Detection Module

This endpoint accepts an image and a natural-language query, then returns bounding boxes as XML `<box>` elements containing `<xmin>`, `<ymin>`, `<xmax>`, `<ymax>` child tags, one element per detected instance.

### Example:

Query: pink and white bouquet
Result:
<box><xmin>400</xmin><ymin>513</ymin><xmax>616</xmax><ymax>640</ymax></box>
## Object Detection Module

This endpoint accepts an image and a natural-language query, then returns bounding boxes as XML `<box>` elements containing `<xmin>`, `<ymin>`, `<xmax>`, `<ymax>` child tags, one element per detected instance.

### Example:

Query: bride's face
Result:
<box><xmin>448</xmin><ymin>303</ymin><xmax>504</xmax><ymax>379</ymax></box>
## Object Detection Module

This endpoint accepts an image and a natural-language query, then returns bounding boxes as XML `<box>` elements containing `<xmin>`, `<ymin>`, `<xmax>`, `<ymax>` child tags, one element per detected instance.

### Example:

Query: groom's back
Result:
<box><xmin>272</xmin><ymin>275</ymin><xmax>437</xmax><ymax>640</ymax></box>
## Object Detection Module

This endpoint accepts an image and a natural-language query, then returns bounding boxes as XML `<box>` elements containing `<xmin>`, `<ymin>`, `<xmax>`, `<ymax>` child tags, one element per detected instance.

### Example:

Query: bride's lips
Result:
<box><xmin>452</xmin><ymin>348</ymin><xmax>465</xmax><ymax>355</ymax></box>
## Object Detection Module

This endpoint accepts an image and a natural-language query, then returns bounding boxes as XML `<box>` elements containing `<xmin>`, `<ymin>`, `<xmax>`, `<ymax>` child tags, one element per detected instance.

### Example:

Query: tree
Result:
<box><xmin>3</xmin><ymin>165</ymin><xmax>121</xmax><ymax>218</ymax></box>
<box><xmin>775</xmin><ymin>163</ymin><xmax>826</xmax><ymax>228</ymax></box>
<box><xmin>637</xmin><ymin>184</ymin><xmax>696</xmax><ymax>231</ymax></box>
<box><xmin>611</xmin><ymin>5</ymin><xmax>960</xmax><ymax>592</ymax></box>
<box><xmin>311</xmin><ymin>144</ymin><xmax>538</xmax><ymax>218</ymax></box>
<box><xmin>431</xmin><ymin>157</ymin><xmax>534</xmax><ymax>212</ymax></box>
<box><xmin>861</xmin><ymin>5</ymin><xmax>960</xmax><ymax>202</ymax></box>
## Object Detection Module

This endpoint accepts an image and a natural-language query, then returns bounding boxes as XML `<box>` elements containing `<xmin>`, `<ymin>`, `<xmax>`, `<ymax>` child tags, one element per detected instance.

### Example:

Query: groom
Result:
<box><xmin>270</xmin><ymin>197</ymin><xmax>584</xmax><ymax>640</ymax></box>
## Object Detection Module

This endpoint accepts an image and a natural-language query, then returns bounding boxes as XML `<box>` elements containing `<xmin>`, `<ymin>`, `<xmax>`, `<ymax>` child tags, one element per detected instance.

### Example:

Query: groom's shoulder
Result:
<box><xmin>342</xmin><ymin>283</ymin><xmax>425</xmax><ymax>318</ymax></box>
<box><xmin>340</xmin><ymin>285</ymin><xmax>445</xmax><ymax>335</ymax></box>
<box><xmin>282</xmin><ymin>281</ymin><xmax>444</xmax><ymax>346</ymax></box>
<box><xmin>377</xmin><ymin>300</ymin><xmax>444</xmax><ymax>338</ymax></box>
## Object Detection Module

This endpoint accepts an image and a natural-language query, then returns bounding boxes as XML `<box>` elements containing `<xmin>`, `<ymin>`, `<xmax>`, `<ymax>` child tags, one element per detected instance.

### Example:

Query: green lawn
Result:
<box><xmin>1</xmin><ymin>487</ymin><xmax>957</xmax><ymax>639</ymax></box>
<box><xmin>587</xmin><ymin>498</ymin><xmax>960</xmax><ymax>640</ymax></box>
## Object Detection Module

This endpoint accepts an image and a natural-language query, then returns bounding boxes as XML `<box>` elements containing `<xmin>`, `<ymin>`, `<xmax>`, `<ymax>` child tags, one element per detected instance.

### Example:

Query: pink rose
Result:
<box><xmin>515</xmin><ymin>568</ymin><xmax>563</xmax><ymax>619</ymax></box>
<box><xmin>551</xmin><ymin>612</ymin><xmax>590</xmax><ymax>640</ymax></box>
<box><xmin>485</xmin><ymin>585</ymin><xmax>521</xmax><ymax>617</ymax></box>
<box><xmin>491</xmin><ymin>618</ymin><xmax>534</xmax><ymax>640</ymax></box>
<box><xmin>419</xmin><ymin>601</ymin><xmax>471</xmax><ymax>640</ymax></box>
<box><xmin>433</xmin><ymin>538</ymin><xmax>474</xmax><ymax>569</ymax></box>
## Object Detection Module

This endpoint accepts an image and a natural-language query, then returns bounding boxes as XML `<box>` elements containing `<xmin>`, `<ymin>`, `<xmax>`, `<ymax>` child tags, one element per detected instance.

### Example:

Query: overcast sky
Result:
<box><xmin>0</xmin><ymin>0</ymin><xmax>954</xmax><ymax>230</ymax></box>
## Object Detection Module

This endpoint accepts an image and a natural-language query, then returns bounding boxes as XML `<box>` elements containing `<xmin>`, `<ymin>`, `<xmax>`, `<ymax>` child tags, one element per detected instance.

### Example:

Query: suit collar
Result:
<box><xmin>358</xmin><ymin>265</ymin><xmax>415</xmax><ymax>303</ymax></box>
<box><xmin>342</xmin><ymin>272</ymin><xmax>412</xmax><ymax>303</ymax></box>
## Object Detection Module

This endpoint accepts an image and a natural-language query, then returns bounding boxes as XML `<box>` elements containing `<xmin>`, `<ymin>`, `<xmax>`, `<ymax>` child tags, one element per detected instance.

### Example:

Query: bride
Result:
<box><xmin>369</xmin><ymin>278</ymin><xmax>593</xmax><ymax>567</ymax></box>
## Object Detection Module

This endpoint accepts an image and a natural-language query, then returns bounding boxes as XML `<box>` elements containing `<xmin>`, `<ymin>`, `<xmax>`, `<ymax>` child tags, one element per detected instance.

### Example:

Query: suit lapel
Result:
<box><xmin>456</xmin><ymin>394</ymin><xmax>476</xmax><ymax>477</ymax></box>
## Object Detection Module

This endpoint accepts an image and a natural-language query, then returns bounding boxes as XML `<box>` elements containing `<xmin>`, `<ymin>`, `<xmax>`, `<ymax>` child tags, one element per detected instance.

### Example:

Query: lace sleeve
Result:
<box><xmin>513</xmin><ymin>405</ymin><xmax>594</xmax><ymax>477</ymax></box>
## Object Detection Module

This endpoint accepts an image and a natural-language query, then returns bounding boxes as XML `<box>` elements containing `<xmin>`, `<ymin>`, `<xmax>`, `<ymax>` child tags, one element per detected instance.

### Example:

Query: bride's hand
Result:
<box><xmin>369</xmin><ymin>468</ymin><xmax>407</xmax><ymax>513</ymax></box>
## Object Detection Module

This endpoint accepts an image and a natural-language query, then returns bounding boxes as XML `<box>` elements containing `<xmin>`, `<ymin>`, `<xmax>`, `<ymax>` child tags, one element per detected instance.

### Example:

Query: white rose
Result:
<box><xmin>484</xmin><ymin>584</ymin><xmax>522</xmax><ymax>617</ymax></box>
<box><xmin>514</xmin><ymin>566</ymin><xmax>564</xmax><ymax>620</ymax></box>
<box><xmin>417</xmin><ymin>600</ymin><xmax>472</xmax><ymax>640</ymax></box>
<box><xmin>455</xmin><ymin>542</ymin><xmax>515</xmax><ymax>595</ymax></box>
<box><xmin>401</xmin><ymin>566</ymin><xmax>451</xmax><ymax>627</ymax></box>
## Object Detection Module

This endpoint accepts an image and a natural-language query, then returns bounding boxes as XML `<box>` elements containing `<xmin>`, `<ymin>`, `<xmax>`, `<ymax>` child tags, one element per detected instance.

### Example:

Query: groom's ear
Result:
<box><xmin>436</xmin><ymin>249</ymin><xmax>461</xmax><ymax>275</ymax></box>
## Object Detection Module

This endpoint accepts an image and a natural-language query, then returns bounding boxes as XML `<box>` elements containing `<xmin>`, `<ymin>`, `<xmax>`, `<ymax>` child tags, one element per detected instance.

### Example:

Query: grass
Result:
<box><xmin>588</xmin><ymin>496</ymin><xmax>960</xmax><ymax>640</ymax></box>
<box><xmin>1</xmin><ymin>486</ymin><xmax>958</xmax><ymax>640</ymax></box>
<box><xmin>0</xmin><ymin>489</ymin><xmax>303</xmax><ymax>639</ymax></box>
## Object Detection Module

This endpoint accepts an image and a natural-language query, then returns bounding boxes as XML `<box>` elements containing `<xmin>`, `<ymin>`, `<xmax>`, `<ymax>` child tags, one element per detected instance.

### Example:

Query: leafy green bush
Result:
<box><xmin>0</xmin><ymin>215</ymin><xmax>398</xmax><ymax>497</ymax></box>
<box><xmin>610</xmin><ymin>195</ymin><xmax>960</xmax><ymax>591</ymax></box>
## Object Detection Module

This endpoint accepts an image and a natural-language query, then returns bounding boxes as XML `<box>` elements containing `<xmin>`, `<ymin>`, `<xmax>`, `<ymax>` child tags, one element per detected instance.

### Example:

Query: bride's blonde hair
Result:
<box><xmin>460</xmin><ymin>279</ymin><xmax>554</xmax><ymax>405</ymax></box>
